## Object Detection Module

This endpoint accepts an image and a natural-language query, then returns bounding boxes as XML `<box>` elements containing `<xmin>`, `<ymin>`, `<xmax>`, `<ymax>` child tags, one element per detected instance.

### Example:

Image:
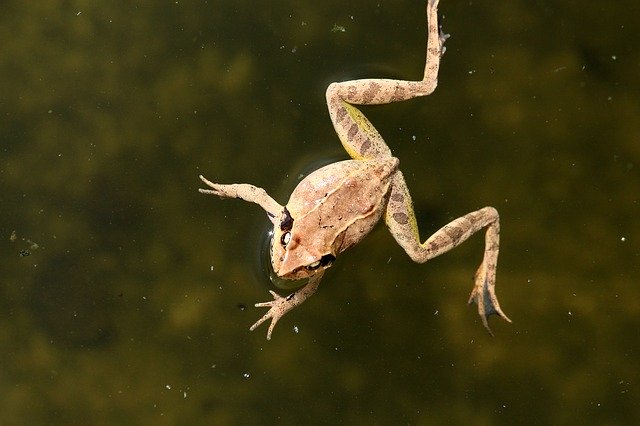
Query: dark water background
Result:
<box><xmin>1</xmin><ymin>0</ymin><xmax>639</xmax><ymax>423</ymax></box>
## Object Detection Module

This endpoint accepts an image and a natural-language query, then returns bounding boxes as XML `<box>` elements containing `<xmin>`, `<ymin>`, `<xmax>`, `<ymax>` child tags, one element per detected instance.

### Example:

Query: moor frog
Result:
<box><xmin>199</xmin><ymin>0</ymin><xmax>511</xmax><ymax>339</ymax></box>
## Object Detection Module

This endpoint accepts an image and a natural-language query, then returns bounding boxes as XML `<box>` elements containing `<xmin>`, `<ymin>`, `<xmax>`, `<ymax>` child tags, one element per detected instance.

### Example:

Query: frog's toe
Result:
<box><xmin>249</xmin><ymin>312</ymin><xmax>276</xmax><ymax>340</ymax></box>
<box><xmin>467</xmin><ymin>267</ymin><xmax>511</xmax><ymax>335</ymax></box>
<box><xmin>198</xmin><ymin>175</ymin><xmax>227</xmax><ymax>197</ymax></box>
<box><xmin>254</xmin><ymin>291</ymin><xmax>281</xmax><ymax>308</ymax></box>
<box><xmin>198</xmin><ymin>175</ymin><xmax>216</xmax><ymax>190</ymax></box>
<box><xmin>250</xmin><ymin>291</ymin><xmax>289</xmax><ymax>340</ymax></box>
<box><xmin>249</xmin><ymin>278</ymin><xmax>320</xmax><ymax>339</ymax></box>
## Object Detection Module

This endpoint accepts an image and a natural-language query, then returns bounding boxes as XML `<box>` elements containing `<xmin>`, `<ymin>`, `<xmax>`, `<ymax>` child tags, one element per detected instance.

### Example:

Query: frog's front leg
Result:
<box><xmin>326</xmin><ymin>0</ymin><xmax>448</xmax><ymax>160</ymax></box>
<box><xmin>200</xmin><ymin>174</ymin><xmax>312</xmax><ymax>339</ymax></box>
<box><xmin>385</xmin><ymin>172</ymin><xmax>511</xmax><ymax>334</ymax></box>
<box><xmin>199</xmin><ymin>175</ymin><xmax>282</xmax><ymax>223</ymax></box>
<box><xmin>250</xmin><ymin>271</ymin><xmax>324</xmax><ymax>340</ymax></box>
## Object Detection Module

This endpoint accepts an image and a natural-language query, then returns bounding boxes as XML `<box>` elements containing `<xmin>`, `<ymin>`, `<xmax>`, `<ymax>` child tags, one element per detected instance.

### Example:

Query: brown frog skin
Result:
<box><xmin>199</xmin><ymin>0</ymin><xmax>511</xmax><ymax>340</ymax></box>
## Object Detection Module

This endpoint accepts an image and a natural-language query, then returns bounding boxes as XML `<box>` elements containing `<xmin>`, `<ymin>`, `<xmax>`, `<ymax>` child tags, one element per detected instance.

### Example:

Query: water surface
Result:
<box><xmin>1</xmin><ymin>0</ymin><xmax>638</xmax><ymax>423</ymax></box>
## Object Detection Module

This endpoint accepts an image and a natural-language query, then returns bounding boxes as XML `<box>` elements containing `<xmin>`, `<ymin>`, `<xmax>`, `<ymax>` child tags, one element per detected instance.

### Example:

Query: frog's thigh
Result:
<box><xmin>326</xmin><ymin>94</ymin><xmax>391</xmax><ymax>161</ymax></box>
<box><xmin>384</xmin><ymin>172</ymin><xmax>498</xmax><ymax>263</ymax></box>
<box><xmin>326</xmin><ymin>79</ymin><xmax>437</xmax><ymax>161</ymax></box>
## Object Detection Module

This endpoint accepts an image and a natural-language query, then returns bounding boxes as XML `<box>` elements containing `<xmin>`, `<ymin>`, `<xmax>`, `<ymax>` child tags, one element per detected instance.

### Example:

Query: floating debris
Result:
<box><xmin>10</xmin><ymin>230</ymin><xmax>42</xmax><ymax>256</ymax></box>
<box><xmin>331</xmin><ymin>24</ymin><xmax>346</xmax><ymax>33</ymax></box>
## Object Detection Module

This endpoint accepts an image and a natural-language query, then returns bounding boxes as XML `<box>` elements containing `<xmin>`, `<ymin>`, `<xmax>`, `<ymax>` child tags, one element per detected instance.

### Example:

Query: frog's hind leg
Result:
<box><xmin>326</xmin><ymin>0</ymin><xmax>448</xmax><ymax>160</ymax></box>
<box><xmin>385</xmin><ymin>172</ymin><xmax>511</xmax><ymax>334</ymax></box>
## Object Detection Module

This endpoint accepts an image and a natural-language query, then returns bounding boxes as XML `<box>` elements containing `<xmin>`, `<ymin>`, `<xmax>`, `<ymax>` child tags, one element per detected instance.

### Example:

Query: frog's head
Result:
<box><xmin>271</xmin><ymin>207</ymin><xmax>337</xmax><ymax>280</ymax></box>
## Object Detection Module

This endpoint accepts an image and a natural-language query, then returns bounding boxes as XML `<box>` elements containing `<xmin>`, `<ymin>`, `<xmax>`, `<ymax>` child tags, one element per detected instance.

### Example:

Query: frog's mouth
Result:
<box><xmin>277</xmin><ymin>248</ymin><xmax>336</xmax><ymax>279</ymax></box>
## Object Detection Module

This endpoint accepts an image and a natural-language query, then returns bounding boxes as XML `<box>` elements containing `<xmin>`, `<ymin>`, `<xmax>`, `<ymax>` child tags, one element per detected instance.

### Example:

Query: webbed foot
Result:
<box><xmin>467</xmin><ymin>262</ymin><xmax>511</xmax><ymax>335</ymax></box>
<box><xmin>250</xmin><ymin>291</ymin><xmax>295</xmax><ymax>340</ymax></box>
<box><xmin>250</xmin><ymin>273</ymin><xmax>323</xmax><ymax>340</ymax></box>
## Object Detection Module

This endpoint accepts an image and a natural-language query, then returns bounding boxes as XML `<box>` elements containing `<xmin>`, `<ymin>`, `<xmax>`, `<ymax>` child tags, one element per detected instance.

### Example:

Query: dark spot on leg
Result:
<box><xmin>362</xmin><ymin>82</ymin><xmax>381</xmax><ymax>104</ymax></box>
<box><xmin>348</xmin><ymin>123</ymin><xmax>359</xmax><ymax>140</ymax></box>
<box><xmin>393</xmin><ymin>212</ymin><xmax>409</xmax><ymax>225</ymax></box>
<box><xmin>444</xmin><ymin>225</ymin><xmax>464</xmax><ymax>245</ymax></box>
<box><xmin>391</xmin><ymin>193</ymin><xmax>404</xmax><ymax>203</ymax></box>
<box><xmin>359</xmin><ymin>138</ymin><xmax>371</xmax><ymax>156</ymax></box>
<box><xmin>391</xmin><ymin>84</ymin><xmax>406</xmax><ymax>102</ymax></box>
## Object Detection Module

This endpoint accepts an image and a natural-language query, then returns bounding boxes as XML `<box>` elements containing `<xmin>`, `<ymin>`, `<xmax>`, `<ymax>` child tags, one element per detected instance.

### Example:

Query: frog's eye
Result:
<box><xmin>280</xmin><ymin>231</ymin><xmax>291</xmax><ymax>246</ymax></box>
<box><xmin>305</xmin><ymin>254</ymin><xmax>336</xmax><ymax>271</ymax></box>
<box><xmin>306</xmin><ymin>260</ymin><xmax>321</xmax><ymax>270</ymax></box>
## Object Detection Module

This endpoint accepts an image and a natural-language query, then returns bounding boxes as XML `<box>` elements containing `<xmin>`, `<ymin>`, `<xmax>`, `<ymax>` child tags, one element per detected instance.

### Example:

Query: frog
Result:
<box><xmin>199</xmin><ymin>0</ymin><xmax>511</xmax><ymax>340</ymax></box>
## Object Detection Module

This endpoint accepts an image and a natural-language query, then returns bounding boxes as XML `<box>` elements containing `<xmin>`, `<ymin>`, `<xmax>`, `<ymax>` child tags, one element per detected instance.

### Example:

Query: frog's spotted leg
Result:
<box><xmin>323</xmin><ymin>0</ymin><xmax>510</xmax><ymax>333</ymax></box>
<box><xmin>385</xmin><ymin>174</ymin><xmax>511</xmax><ymax>334</ymax></box>
<box><xmin>250</xmin><ymin>271</ymin><xmax>324</xmax><ymax>340</ymax></box>
<box><xmin>325</xmin><ymin>0</ymin><xmax>448</xmax><ymax>160</ymax></box>
<box><xmin>199</xmin><ymin>175</ymin><xmax>282</xmax><ymax>224</ymax></box>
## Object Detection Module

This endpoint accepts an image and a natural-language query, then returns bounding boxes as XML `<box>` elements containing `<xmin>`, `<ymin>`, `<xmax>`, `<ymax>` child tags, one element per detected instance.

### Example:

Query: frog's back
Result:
<box><xmin>286</xmin><ymin>158</ymin><xmax>398</xmax><ymax>254</ymax></box>
<box><xmin>287</xmin><ymin>158</ymin><xmax>397</xmax><ymax>215</ymax></box>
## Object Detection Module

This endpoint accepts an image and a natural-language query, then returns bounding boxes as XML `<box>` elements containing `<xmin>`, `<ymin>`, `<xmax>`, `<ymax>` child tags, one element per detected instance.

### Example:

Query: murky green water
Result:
<box><xmin>1</xmin><ymin>0</ymin><xmax>639</xmax><ymax>423</ymax></box>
